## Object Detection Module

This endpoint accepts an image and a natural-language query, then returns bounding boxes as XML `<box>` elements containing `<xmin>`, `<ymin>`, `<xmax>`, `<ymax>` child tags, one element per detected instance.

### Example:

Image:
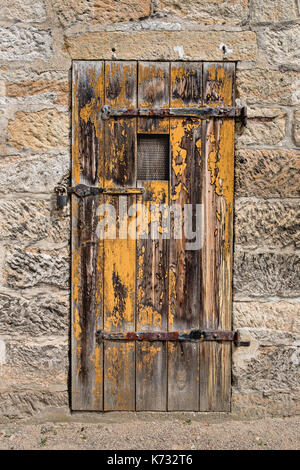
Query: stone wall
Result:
<box><xmin>0</xmin><ymin>0</ymin><xmax>299</xmax><ymax>421</ymax></box>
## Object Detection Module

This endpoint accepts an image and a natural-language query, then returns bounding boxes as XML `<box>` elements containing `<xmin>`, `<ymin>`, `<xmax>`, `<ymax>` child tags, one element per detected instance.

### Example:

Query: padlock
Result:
<box><xmin>56</xmin><ymin>186</ymin><xmax>68</xmax><ymax>209</ymax></box>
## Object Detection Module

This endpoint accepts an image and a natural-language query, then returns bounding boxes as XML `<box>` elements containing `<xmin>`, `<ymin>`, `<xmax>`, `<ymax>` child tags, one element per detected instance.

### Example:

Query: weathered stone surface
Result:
<box><xmin>6</xmin><ymin>80</ymin><xmax>69</xmax><ymax>106</ymax></box>
<box><xmin>64</xmin><ymin>31</ymin><xmax>257</xmax><ymax>61</ymax></box>
<box><xmin>233</xmin><ymin>301</ymin><xmax>300</xmax><ymax>333</ymax></box>
<box><xmin>0</xmin><ymin>391</ymin><xmax>68</xmax><ymax>421</ymax></box>
<box><xmin>3</xmin><ymin>247</ymin><xmax>70</xmax><ymax>289</ymax></box>
<box><xmin>0</xmin><ymin>153</ymin><xmax>70</xmax><ymax>194</ymax></box>
<box><xmin>0</xmin><ymin>26</ymin><xmax>52</xmax><ymax>62</ymax></box>
<box><xmin>8</xmin><ymin>109</ymin><xmax>69</xmax><ymax>151</ymax></box>
<box><xmin>250</xmin><ymin>0</ymin><xmax>298</xmax><ymax>23</ymax></box>
<box><xmin>51</xmin><ymin>0</ymin><xmax>92</xmax><ymax>27</ymax></box>
<box><xmin>0</xmin><ymin>292</ymin><xmax>69</xmax><ymax>336</ymax></box>
<box><xmin>235</xmin><ymin>198</ymin><xmax>300</xmax><ymax>249</ymax></box>
<box><xmin>233</xmin><ymin>252</ymin><xmax>300</xmax><ymax>298</ymax></box>
<box><xmin>0</xmin><ymin>198</ymin><xmax>69</xmax><ymax>241</ymax></box>
<box><xmin>154</xmin><ymin>0</ymin><xmax>249</xmax><ymax>25</ymax></box>
<box><xmin>235</xmin><ymin>149</ymin><xmax>300</xmax><ymax>197</ymax></box>
<box><xmin>236</xmin><ymin>69</ymin><xmax>300</xmax><ymax>106</ymax></box>
<box><xmin>293</xmin><ymin>109</ymin><xmax>300</xmax><ymax>146</ymax></box>
<box><xmin>233</xmin><ymin>332</ymin><xmax>299</xmax><ymax>393</ymax></box>
<box><xmin>0</xmin><ymin>365</ymin><xmax>67</xmax><ymax>393</ymax></box>
<box><xmin>5</xmin><ymin>340</ymin><xmax>67</xmax><ymax>371</ymax></box>
<box><xmin>93</xmin><ymin>0</ymin><xmax>151</xmax><ymax>24</ymax></box>
<box><xmin>0</xmin><ymin>199</ymin><xmax>69</xmax><ymax>243</ymax></box>
<box><xmin>53</xmin><ymin>0</ymin><xmax>151</xmax><ymax>28</ymax></box>
<box><xmin>257</xmin><ymin>25</ymin><xmax>300</xmax><ymax>67</ymax></box>
<box><xmin>0</xmin><ymin>0</ymin><xmax>47</xmax><ymax>23</ymax></box>
<box><xmin>232</xmin><ymin>391</ymin><xmax>300</xmax><ymax>417</ymax></box>
<box><xmin>237</xmin><ymin>108</ymin><xmax>286</xmax><ymax>147</ymax></box>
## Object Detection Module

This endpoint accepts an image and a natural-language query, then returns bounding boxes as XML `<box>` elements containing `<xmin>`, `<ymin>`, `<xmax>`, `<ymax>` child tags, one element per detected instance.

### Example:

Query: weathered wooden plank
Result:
<box><xmin>103</xmin><ymin>61</ymin><xmax>137</xmax><ymax>410</ymax></box>
<box><xmin>200</xmin><ymin>62</ymin><xmax>235</xmax><ymax>411</ymax></box>
<box><xmin>72</xmin><ymin>61</ymin><xmax>104</xmax><ymax>410</ymax></box>
<box><xmin>168</xmin><ymin>341</ymin><xmax>199</xmax><ymax>410</ymax></box>
<box><xmin>167</xmin><ymin>62</ymin><xmax>202</xmax><ymax>411</ymax></box>
<box><xmin>170</xmin><ymin>62</ymin><xmax>202</xmax><ymax>108</ymax></box>
<box><xmin>136</xmin><ymin>62</ymin><xmax>169</xmax><ymax>410</ymax></box>
<box><xmin>104</xmin><ymin>341</ymin><xmax>135</xmax><ymax>410</ymax></box>
<box><xmin>138</xmin><ymin>61</ymin><xmax>170</xmax><ymax>134</ymax></box>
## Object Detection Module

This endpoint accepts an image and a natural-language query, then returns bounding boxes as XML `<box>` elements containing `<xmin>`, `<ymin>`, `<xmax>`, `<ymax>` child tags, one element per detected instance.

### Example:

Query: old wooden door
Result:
<box><xmin>71</xmin><ymin>61</ymin><xmax>235</xmax><ymax>411</ymax></box>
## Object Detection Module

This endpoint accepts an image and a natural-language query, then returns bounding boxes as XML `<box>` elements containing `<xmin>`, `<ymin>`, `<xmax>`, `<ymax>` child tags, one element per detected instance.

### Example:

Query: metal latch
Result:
<box><xmin>55</xmin><ymin>184</ymin><xmax>144</xmax><ymax>209</ymax></box>
<box><xmin>96</xmin><ymin>329</ymin><xmax>250</xmax><ymax>347</ymax></box>
<box><xmin>101</xmin><ymin>105</ymin><xmax>247</xmax><ymax>126</ymax></box>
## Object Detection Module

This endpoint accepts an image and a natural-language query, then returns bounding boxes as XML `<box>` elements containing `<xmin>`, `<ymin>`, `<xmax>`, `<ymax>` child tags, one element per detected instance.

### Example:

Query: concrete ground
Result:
<box><xmin>0</xmin><ymin>415</ymin><xmax>299</xmax><ymax>450</ymax></box>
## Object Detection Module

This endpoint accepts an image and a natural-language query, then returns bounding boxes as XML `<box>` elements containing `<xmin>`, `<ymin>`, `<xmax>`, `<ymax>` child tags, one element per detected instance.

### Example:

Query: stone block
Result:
<box><xmin>0</xmin><ymin>26</ymin><xmax>52</xmax><ymax>62</ymax></box>
<box><xmin>3</xmin><ymin>246</ymin><xmax>70</xmax><ymax>289</ymax></box>
<box><xmin>235</xmin><ymin>198</ymin><xmax>300</xmax><ymax>249</ymax></box>
<box><xmin>237</xmin><ymin>108</ymin><xmax>286</xmax><ymax>147</ymax></box>
<box><xmin>233</xmin><ymin>252</ymin><xmax>300</xmax><ymax>298</ymax></box>
<box><xmin>0</xmin><ymin>153</ymin><xmax>70</xmax><ymax>194</ymax></box>
<box><xmin>250</xmin><ymin>0</ymin><xmax>298</xmax><ymax>23</ymax></box>
<box><xmin>8</xmin><ymin>109</ymin><xmax>69</xmax><ymax>151</ymax></box>
<box><xmin>0</xmin><ymin>198</ymin><xmax>69</xmax><ymax>243</ymax></box>
<box><xmin>233</xmin><ymin>301</ymin><xmax>300</xmax><ymax>333</ymax></box>
<box><xmin>235</xmin><ymin>149</ymin><xmax>300</xmax><ymax>197</ymax></box>
<box><xmin>0</xmin><ymin>292</ymin><xmax>69</xmax><ymax>337</ymax></box>
<box><xmin>154</xmin><ymin>0</ymin><xmax>249</xmax><ymax>25</ymax></box>
<box><xmin>65</xmin><ymin>31</ymin><xmax>257</xmax><ymax>61</ymax></box>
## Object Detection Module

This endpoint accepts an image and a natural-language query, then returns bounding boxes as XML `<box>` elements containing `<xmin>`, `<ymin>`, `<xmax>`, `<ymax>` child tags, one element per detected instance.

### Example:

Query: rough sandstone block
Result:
<box><xmin>3</xmin><ymin>247</ymin><xmax>70</xmax><ymax>289</ymax></box>
<box><xmin>0</xmin><ymin>153</ymin><xmax>70</xmax><ymax>194</ymax></box>
<box><xmin>93</xmin><ymin>0</ymin><xmax>151</xmax><ymax>24</ymax></box>
<box><xmin>5</xmin><ymin>340</ymin><xmax>68</xmax><ymax>371</ymax></box>
<box><xmin>65</xmin><ymin>31</ymin><xmax>257</xmax><ymax>61</ymax></box>
<box><xmin>237</xmin><ymin>69</ymin><xmax>300</xmax><ymax>106</ymax></box>
<box><xmin>235</xmin><ymin>149</ymin><xmax>300</xmax><ymax>197</ymax></box>
<box><xmin>250</xmin><ymin>0</ymin><xmax>298</xmax><ymax>23</ymax></box>
<box><xmin>232</xmin><ymin>391</ymin><xmax>300</xmax><ymax>417</ymax></box>
<box><xmin>235</xmin><ymin>198</ymin><xmax>300</xmax><ymax>249</ymax></box>
<box><xmin>0</xmin><ymin>391</ymin><xmax>68</xmax><ymax>421</ymax></box>
<box><xmin>293</xmin><ymin>109</ymin><xmax>300</xmax><ymax>146</ymax></box>
<box><xmin>233</xmin><ymin>301</ymin><xmax>300</xmax><ymax>333</ymax></box>
<box><xmin>233</xmin><ymin>333</ymin><xmax>299</xmax><ymax>393</ymax></box>
<box><xmin>236</xmin><ymin>108</ymin><xmax>286</xmax><ymax>147</ymax></box>
<box><xmin>52</xmin><ymin>0</ymin><xmax>151</xmax><ymax>28</ymax></box>
<box><xmin>0</xmin><ymin>0</ymin><xmax>47</xmax><ymax>23</ymax></box>
<box><xmin>154</xmin><ymin>0</ymin><xmax>249</xmax><ymax>25</ymax></box>
<box><xmin>233</xmin><ymin>252</ymin><xmax>300</xmax><ymax>298</ymax></box>
<box><xmin>0</xmin><ymin>199</ymin><xmax>69</xmax><ymax>243</ymax></box>
<box><xmin>0</xmin><ymin>364</ymin><xmax>67</xmax><ymax>394</ymax></box>
<box><xmin>0</xmin><ymin>292</ymin><xmax>69</xmax><ymax>337</ymax></box>
<box><xmin>6</xmin><ymin>80</ymin><xmax>70</xmax><ymax>106</ymax></box>
<box><xmin>257</xmin><ymin>25</ymin><xmax>300</xmax><ymax>67</ymax></box>
<box><xmin>0</xmin><ymin>26</ymin><xmax>52</xmax><ymax>62</ymax></box>
<box><xmin>8</xmin><ymin>109</ymin><xmax>69</xmax><ymax>151</ymax></box>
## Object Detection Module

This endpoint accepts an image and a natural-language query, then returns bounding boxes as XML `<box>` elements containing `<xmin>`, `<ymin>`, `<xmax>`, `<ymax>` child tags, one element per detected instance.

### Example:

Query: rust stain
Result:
<box><xmin>72</xmin><ymin>74</ymin><xmax>80</xmax><ymax>185</ymax></box>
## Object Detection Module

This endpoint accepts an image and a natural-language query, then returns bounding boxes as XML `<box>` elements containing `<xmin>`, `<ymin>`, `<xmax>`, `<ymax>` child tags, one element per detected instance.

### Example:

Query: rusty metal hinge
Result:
<box><xmin>101</xmin><ymin>105</ymin><xmax>247</xmax><ymax>126</ymax></box>
<box><xmin>96</xmin><ymin>329</ymin><xmax>250</xmax><ymax>347</ymax></box>
<box><xmin>55</xmin><ymin>184</ymin><xmax>144</xmax><ymax>208</ymax></box>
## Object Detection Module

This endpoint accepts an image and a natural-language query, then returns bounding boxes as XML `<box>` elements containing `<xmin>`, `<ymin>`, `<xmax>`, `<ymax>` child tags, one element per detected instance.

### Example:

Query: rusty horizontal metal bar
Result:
<box><xmin>66</xmin><ymin>184</ymin><xmax>144</xmax><ymax>197</ymax></box>
<box><xmin>101</xmin><ymin>105</ymin><xmax>247</xmax><ymax>124</ymax></box>
<box><xmin>96</xmin><ymin>329</ymin><xmax>250</xmax><ymax>346</ymax></box>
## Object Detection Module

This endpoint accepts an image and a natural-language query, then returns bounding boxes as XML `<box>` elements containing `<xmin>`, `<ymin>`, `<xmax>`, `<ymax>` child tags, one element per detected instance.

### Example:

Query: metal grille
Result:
<box><xmin>137</xmin><ymin>134</ymin><xmax>169</xmax><ymax>180</ymax></box>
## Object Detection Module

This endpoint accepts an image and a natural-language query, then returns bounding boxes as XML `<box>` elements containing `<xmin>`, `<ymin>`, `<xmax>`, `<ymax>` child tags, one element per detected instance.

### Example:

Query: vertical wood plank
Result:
<box><xmin>170</xmin><ymin>62</ymin><xmax>202</xmax><ymax>108</ymax></box>
<box><xmin>103</xmin><ymin>61</ymin><xmax>137</xmax><ymax>411</ymax></box>
<box><xmin>72</xmin><ymin>61</ymin><xmax>104</xmax><ymax>410</ymax></box>
<box><xmin>200</xmin><ymin>63</ymin><xmax>235</xmax><ymax>411</ymax></box>
<box><xmin>138</xmin><ymin>61</ymin><xmax>169</xmax><ymax>134</ymax></box>
<box><xmin>167</xmin><ymin>62</ymin><xmax>202</xmax><ymax>411</ymax></box>
<box><xmin>135</xmin><ymin>62</ymin><xmax>169</xmax><ymax>410</ymax></box>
